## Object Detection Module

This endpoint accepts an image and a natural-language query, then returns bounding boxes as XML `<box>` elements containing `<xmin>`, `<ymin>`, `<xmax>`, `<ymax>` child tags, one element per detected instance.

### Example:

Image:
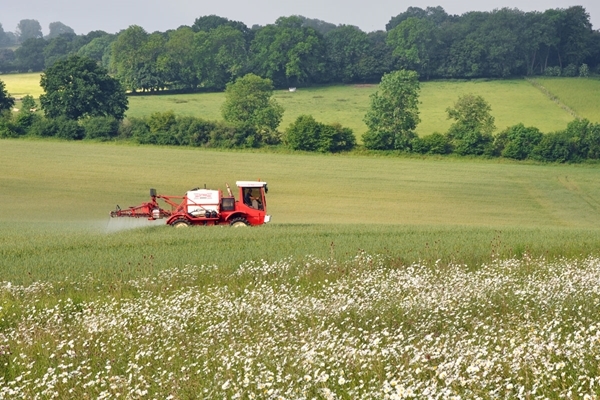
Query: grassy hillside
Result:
<box><xmin>534</xmin><ymin>77</ymin><xmax>600</xmax><ymax>123</ymax></box>
<box><xmin>2</xmin><ymin>73</ymin><xmax>579</xmax><ymax>136</ymax></box>
<box><xmin>125</xmin><ymin>80</ymin><xmax>574</xmax><ymax>136</ymax></box>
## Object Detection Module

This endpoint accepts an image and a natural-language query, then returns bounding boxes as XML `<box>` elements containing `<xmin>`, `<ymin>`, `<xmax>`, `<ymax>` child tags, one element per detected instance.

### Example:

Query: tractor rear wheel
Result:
<box><xmin>230</xmin><ymin>217</ymin><xmax>250</xmax><ymax>227</ymax></box>
<box><xmin>171</xmin><ymin>219</ymin><xmax>191</xmax><ymax>228</ymax></box>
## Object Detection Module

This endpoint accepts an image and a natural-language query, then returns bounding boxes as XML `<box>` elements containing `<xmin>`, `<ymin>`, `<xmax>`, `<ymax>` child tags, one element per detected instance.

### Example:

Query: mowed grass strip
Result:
<box><xmin>1</xmin><ymin>140</ymin><xmax>600</xmax><ymax>229</ymax></box>
<box><xmin>534</xmin><ymin>77</ymin><xmax>600</xmax><ymax>123</ymax></box>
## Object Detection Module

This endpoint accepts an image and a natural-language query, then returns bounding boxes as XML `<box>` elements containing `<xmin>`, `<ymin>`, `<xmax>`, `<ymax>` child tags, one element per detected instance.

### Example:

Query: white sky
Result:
<box><xmin>1</xmin><ymin>0</ymin><xmax>598</xmax><ymax>35</ymax></box>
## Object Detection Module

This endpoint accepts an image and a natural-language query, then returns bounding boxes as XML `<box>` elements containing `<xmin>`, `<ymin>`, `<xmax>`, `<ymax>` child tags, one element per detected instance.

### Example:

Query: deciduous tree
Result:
<box><xmin>0</xmin><ymin>79</ymin><xmax>15</xmax><ymax>113</ymax></box>
<box><xmin>40</xmin><ymin>55</ymin><xmax>128</xmax><ymax>120</ymax></box>
<box><xmin>16</xmin><ymin>19</ymin><xmax>42</xmax><ymax>43</ymax></box>
<box><xmin>362</xmin><ymin>69</ymin><xmax>420</xmax><ymax>150</ymax></box>
<box><xmin>221</xmin><ymin>73</ymin><xmax>283</xmax><ymax>136</ymax></box>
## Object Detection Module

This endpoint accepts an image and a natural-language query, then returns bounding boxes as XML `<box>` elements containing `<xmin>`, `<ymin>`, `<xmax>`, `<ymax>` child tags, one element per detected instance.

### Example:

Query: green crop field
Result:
<box><xmin>2</xmin><ymin>139</ymin><xmax>600</xmax><ymax>284</ymax></box>
<box><xmin>3</xmin><ymin>140</ymin><xmax>600</xmax><ymax>398</ymax></box>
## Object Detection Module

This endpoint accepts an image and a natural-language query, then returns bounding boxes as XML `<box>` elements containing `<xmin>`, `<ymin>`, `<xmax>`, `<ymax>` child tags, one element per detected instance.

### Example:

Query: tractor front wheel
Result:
<box><xmin>230</xmin><ymin>217</ymin><xmax>250</xmax><ymax>227</ymax></box>
<box><xmin>171</xmin><ymin>219</ymin><xmax>191</xmax><ymax>228</ymax></box>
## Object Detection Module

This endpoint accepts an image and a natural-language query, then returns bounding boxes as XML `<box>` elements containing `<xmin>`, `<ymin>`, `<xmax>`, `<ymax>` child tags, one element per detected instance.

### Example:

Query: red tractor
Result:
<box><xmin>110</xmin><ymin>181</ymin><xmax>270</xmax><ymax>227</ymax></box>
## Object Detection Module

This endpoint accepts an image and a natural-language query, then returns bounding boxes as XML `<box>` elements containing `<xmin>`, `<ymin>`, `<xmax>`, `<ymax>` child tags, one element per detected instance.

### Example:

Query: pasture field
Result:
<box><xmin>3</xmin><ymin>140</ymin><xmax>600</xmax><ymax>398</ymax></box>
<box><xmin>534</xmin><ymin>77</ymin><xmax>600</xmax><ymax>123</ymax></box>
<box><xmin>0</xmin><ymin>72</ymin><xmax>43</xmax><ymax>98</ymax></box>
<box><xmin>1</xmin><ymin>73</ymin><xmax>579</xmax><ymax>135</ymax></box>
<box><xmin>126</xmin><ymin>80</ymin><xmax>576</xmax><ymax>136</ymax></box>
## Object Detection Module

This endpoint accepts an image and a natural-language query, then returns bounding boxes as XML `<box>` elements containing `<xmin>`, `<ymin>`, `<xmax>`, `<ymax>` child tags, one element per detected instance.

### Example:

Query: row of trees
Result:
<box><xmin>2</xmin><ymin>6</ymin><xmax>599</xmax><ymax>84</ymax></box>
<box><xmin>359</xmin><ymin>69</ymin><xmax>600</xmax><ymax>162</ymax></box>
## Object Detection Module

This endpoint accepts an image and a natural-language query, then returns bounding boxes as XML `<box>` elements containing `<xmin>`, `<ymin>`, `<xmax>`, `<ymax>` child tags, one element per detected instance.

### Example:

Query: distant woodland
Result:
<box><xmin>1</xmin><ymin>6</ymin><xmax>599</xmax><ymax>90</ymax></box>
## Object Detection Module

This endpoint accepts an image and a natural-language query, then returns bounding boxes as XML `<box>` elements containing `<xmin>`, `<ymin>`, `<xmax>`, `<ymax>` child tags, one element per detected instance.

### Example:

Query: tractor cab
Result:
<box><xmin>236</xmin><ymin>181</ymin><xmax>270</xmax><ymax>224</ymax></box>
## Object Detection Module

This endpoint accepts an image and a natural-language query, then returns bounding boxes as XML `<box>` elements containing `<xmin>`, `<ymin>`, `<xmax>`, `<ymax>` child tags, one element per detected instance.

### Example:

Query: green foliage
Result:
<box><xmin>28</xmin><ymin>116</ymin><xmax>84</xmax><ymax>139</ymax></box>
<box><xmin>285</xmin><ymin>115</ymin><xmax>356</xmax><ymax>153</ymax></box>
<box><xmin>496</xmin><ymin>124</ymin><xmax>543</xmax><ymax>160</ymax></box>
<box><xmin>81</xmin><ymin>116</ymin><xmax>120</xmax><ymax>140</ymax></box>
<box><xmin>221</xmin><ymin>73</ymin><xmax>284</xmax><ymax>136</ymax></box>
<box><xmin>16</xmin><ymin>19</ymin><xmax>42</xmax><ymax>42</ymax></box>
<box><xmin>446</xmin><ymin>93</ymin><xmax>496</xmax><ymax>155</ymax></box>
<box><xmin>412</xmin><ymin>132</ymin><xmax>451</xmax><ymax>154</ymax></box>
<box><xmin>40</xmin><ymin>55</ymin><xmax>128</xmax><ymax>120</ymax></box>
<box><xmin>362</xmin><ymin>69</ymin><xmax>420</xmax><ymax>151</ymax></box>
<box><xmin>249</xmin><ymin>16</ymin><xmax>327</xmax><ymax>86</ymax></box>
<box><xmin>46</xmin><ymin>22</ymin><xmax>75</xmax><ymax>39</ymax></box>
<box><xmin>0</xmin><ymin>79</ymin><xmax>15</xmax><ymax>113</ymax></box>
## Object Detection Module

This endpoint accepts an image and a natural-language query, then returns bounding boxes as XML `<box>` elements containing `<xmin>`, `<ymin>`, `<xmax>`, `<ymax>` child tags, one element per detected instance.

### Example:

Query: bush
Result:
<box><xmin>319</xmin><ymin>123</ymin><xmax>356</xmax><ymax>153</ymax></box>
<box><xmin>172</xmin><ymin>116</ymin><xmax>215</xmax><ymax>147</ymax></box>
<box><xmin>562</xmin><ymin>64</ymin><xmax>578</xmax><ymax>77</ymax></box>
<box><xmin>544</xmin><ymin>66</ymin><xmax>561</xmax><ymax>76</ymax></box>
<box><xmin>579</xmin><ymin>64</ymin><xmax>589</xmax><ymax>77</ymax></box>
<box><xmin>448</xmin><ymin>129</ymin><xmax>494</xmax><ymax>156</ymax></box>
<box><xmin>497</xmin><ymin>124</ymin><xmax>543</xmax><ymax>160</ymax></box>
<box><xmin>531</xmin><ymin>132</ymin><xmax>573</xmax><ymax>162</ymax></box>
<box><xmin>82</xmin><ymin>116</ymin><xmax>119</xmax><ymax>140</ymax></box>
<box><xmin>285</xmin><ymin>115</ymin><xmax>321</xmax><ymax>151</ymax></box>
<box><xmin>28</xmin><ymin>117</ymin><xmax>84</xmax><ymax>140</ymax></box>
<box><xmin>147</xmin><ymin>111</ymin><xmax>177</xmax><ymax>134</ymax></box>
<box><xmin>0</xmin><ymin>115</ymin><xmax>18</xmax><ymax>138</ymax></box>
<box><xmin>412</xmin><ymin>133</ymin><xmax>451</xmax><ymax>155</ymax></box>
<box><xmin>285</xmin><ymin>115</ymin><xmax>356</xmax><ymax>152</ymax></box>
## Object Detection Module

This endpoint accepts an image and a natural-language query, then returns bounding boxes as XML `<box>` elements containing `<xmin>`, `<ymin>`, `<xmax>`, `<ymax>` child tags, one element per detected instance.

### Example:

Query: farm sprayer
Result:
<box><xmin>109</xmin><ymin>181</ymin><xmax>270</xmax><ymax>229</ymax></box>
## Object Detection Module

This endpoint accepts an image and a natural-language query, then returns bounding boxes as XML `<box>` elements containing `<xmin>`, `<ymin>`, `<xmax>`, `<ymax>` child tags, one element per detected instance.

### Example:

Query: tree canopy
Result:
<box><xmin>362</xmin><ymin>69</ymin><xmax>421</xmax><ymax>151</ymax></box>
<box><xmin>0</xmin><ymin>79</ymin><xmax>15</xmax><ymax>114</ymax></box>
<box><xmin>40</xmin><ymin>55</ymin><xmax>128</xmax><ymax>120</ymax></box>
<box><xmin>16</xmin><ymin>19</ymin><xmax>43</xmax><ymax>43</ymax></box>
<box><xmin>221</xmin><ymin>73</ymin><xmax>284</xmax><ymax>135</ymax></box>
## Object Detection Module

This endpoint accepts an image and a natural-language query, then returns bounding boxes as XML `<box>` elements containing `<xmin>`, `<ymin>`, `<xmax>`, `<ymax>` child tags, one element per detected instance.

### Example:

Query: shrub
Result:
<box><xmin>0</xmin><ymin>116</ymin><xmax>18</xmax><ymax>138</ymax></box>
<box><xmin>544</xmin><ymin>66</ymin><xmax>561</xmax><ymax>76</ymax></box>
<box><xmin>531</xmin><ymin>131</ymin><xmax>573</xmax><ymax>162</ymax></box>
<box><xmin>562</xmin><ymin>64</ymin><xmax>578</xmax><ymax>77</ymax></box>
<box><xmin>498</xmin><ymin>124</ymin><xmax>543</xmax><ymax>160</ymax></box>
<box><xmin>172</xmin><ymin>116</ymin><xmax>215</xmax><ymax>147</ymax></box>
<box><xmin>579</xmin><ymin>64</ymin><xmax>589</xmax><ymax>77</ymax></box>
<box><xmin>285</xmin><ymin>115</ymin><xmax>356</xmax><ymax>152</ymax></box>
<box><xmin>82</xmin><ymin>116</ymin><xmax>119</xmax><ymax>140</ymax></box>
<box><xmin>319</xmin><ymin>123</ymin><xmax>356</xmax><ymax>153</ymax></box>
<box><xmin>285</xmin><ymin>115</ymin><xmax>321</xmax><ymax>151</ymax></box>
<box><xmin>28</xmin><ymin>116</ymin><xmax>84</xmax><ymax>140</ymax></box>
<box><xmin>147</xmin><ymin>111</ymin><xmax>177</xmax><ymax>134</ymax></box>
<box><xmin>412</xmin><ymin>133</ymin><xmax>451</xmax><ymax>155</ymax></box>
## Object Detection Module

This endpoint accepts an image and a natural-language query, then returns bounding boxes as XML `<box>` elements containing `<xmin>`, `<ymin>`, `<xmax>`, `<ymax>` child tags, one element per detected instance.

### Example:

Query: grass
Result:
<box><xmin>2</xmin><ymin>141</ymin><xmax>600</xmax><ymax>397</ymax></box>
<box><xmin>0</xmin><ymin>72</ymin><xmax>43</xmax><ymax>98</ymax></box>
<box><xmin>533</xmin><ymin>77</ymin><xmax>600</xmax><ymax>123</ymax></box>
<box><xmin>1</xmin><ymin>140</ymin><xmax>600</xmax><ymax>285</ymax></box>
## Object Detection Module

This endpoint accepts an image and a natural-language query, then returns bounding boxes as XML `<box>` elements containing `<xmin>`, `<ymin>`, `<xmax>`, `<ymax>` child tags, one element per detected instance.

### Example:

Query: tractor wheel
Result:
<box><xmin>171</xmin><ymin>219</ymin><xmax>191</xmax><ymax>228</ymax></box>
<box><xmin>230</xmin><ymin>217</ymin><xmax>250</xmax><ymax>227</ymax></box>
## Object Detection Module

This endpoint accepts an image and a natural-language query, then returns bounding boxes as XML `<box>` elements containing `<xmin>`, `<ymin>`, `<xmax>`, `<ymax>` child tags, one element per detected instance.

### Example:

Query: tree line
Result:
<box><xmin>1</xmin><ymin>6</ymin><xmax>599</xmax><ymax>84</ymax></box>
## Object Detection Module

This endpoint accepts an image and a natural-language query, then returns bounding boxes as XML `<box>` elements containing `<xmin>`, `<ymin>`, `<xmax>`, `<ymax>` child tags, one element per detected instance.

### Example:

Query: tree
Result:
<box><xmin>46</xmin><ymin>22</ymin><xmax>75</xmax><ymax>39</ymax></box>
<box><xmin>446</xmin><ymin>94</ymin><xmax>496</xmax><ymax>155</ymax></box>
<box><xmin>14</xmin><ymin>38</ymin><xmax>47</xmax><ymax>72</ymax></box>
<box><xmin>0</xmin><ymin>79</ymin><xmax>15</xmax><ymax>113</ymax></box>
<box><xmin>249</xmin><ymin>16</ymin><xmax>326</xmax><ymax>86</ymax></box>
<box><xmin>325</xmin><ymin>25</ymin><xmax>371</xmax><ymax>83</ymax></box>
<box><xmin>221</xmin><ymin>73</ymin><xmax>283</xmax><ymax>136</ymax></box>
<box><xmin>16</xmin><ymin>19</ymin><xmax>43</xmax><ymax>43</ymax></box>
<box><xmin>362</xmin><ymin>69</ymin><xmax>420</xmax><ymax>150</ymax></box>
<box><xmin>387</xmin><ymin>17</ymin><xmax>439</xmax><ymax>79</ymax></box>
<box><xmin>40</xmin><ymin>55</ymin><xmax>128</xmax><ymax>120</ymax></box>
